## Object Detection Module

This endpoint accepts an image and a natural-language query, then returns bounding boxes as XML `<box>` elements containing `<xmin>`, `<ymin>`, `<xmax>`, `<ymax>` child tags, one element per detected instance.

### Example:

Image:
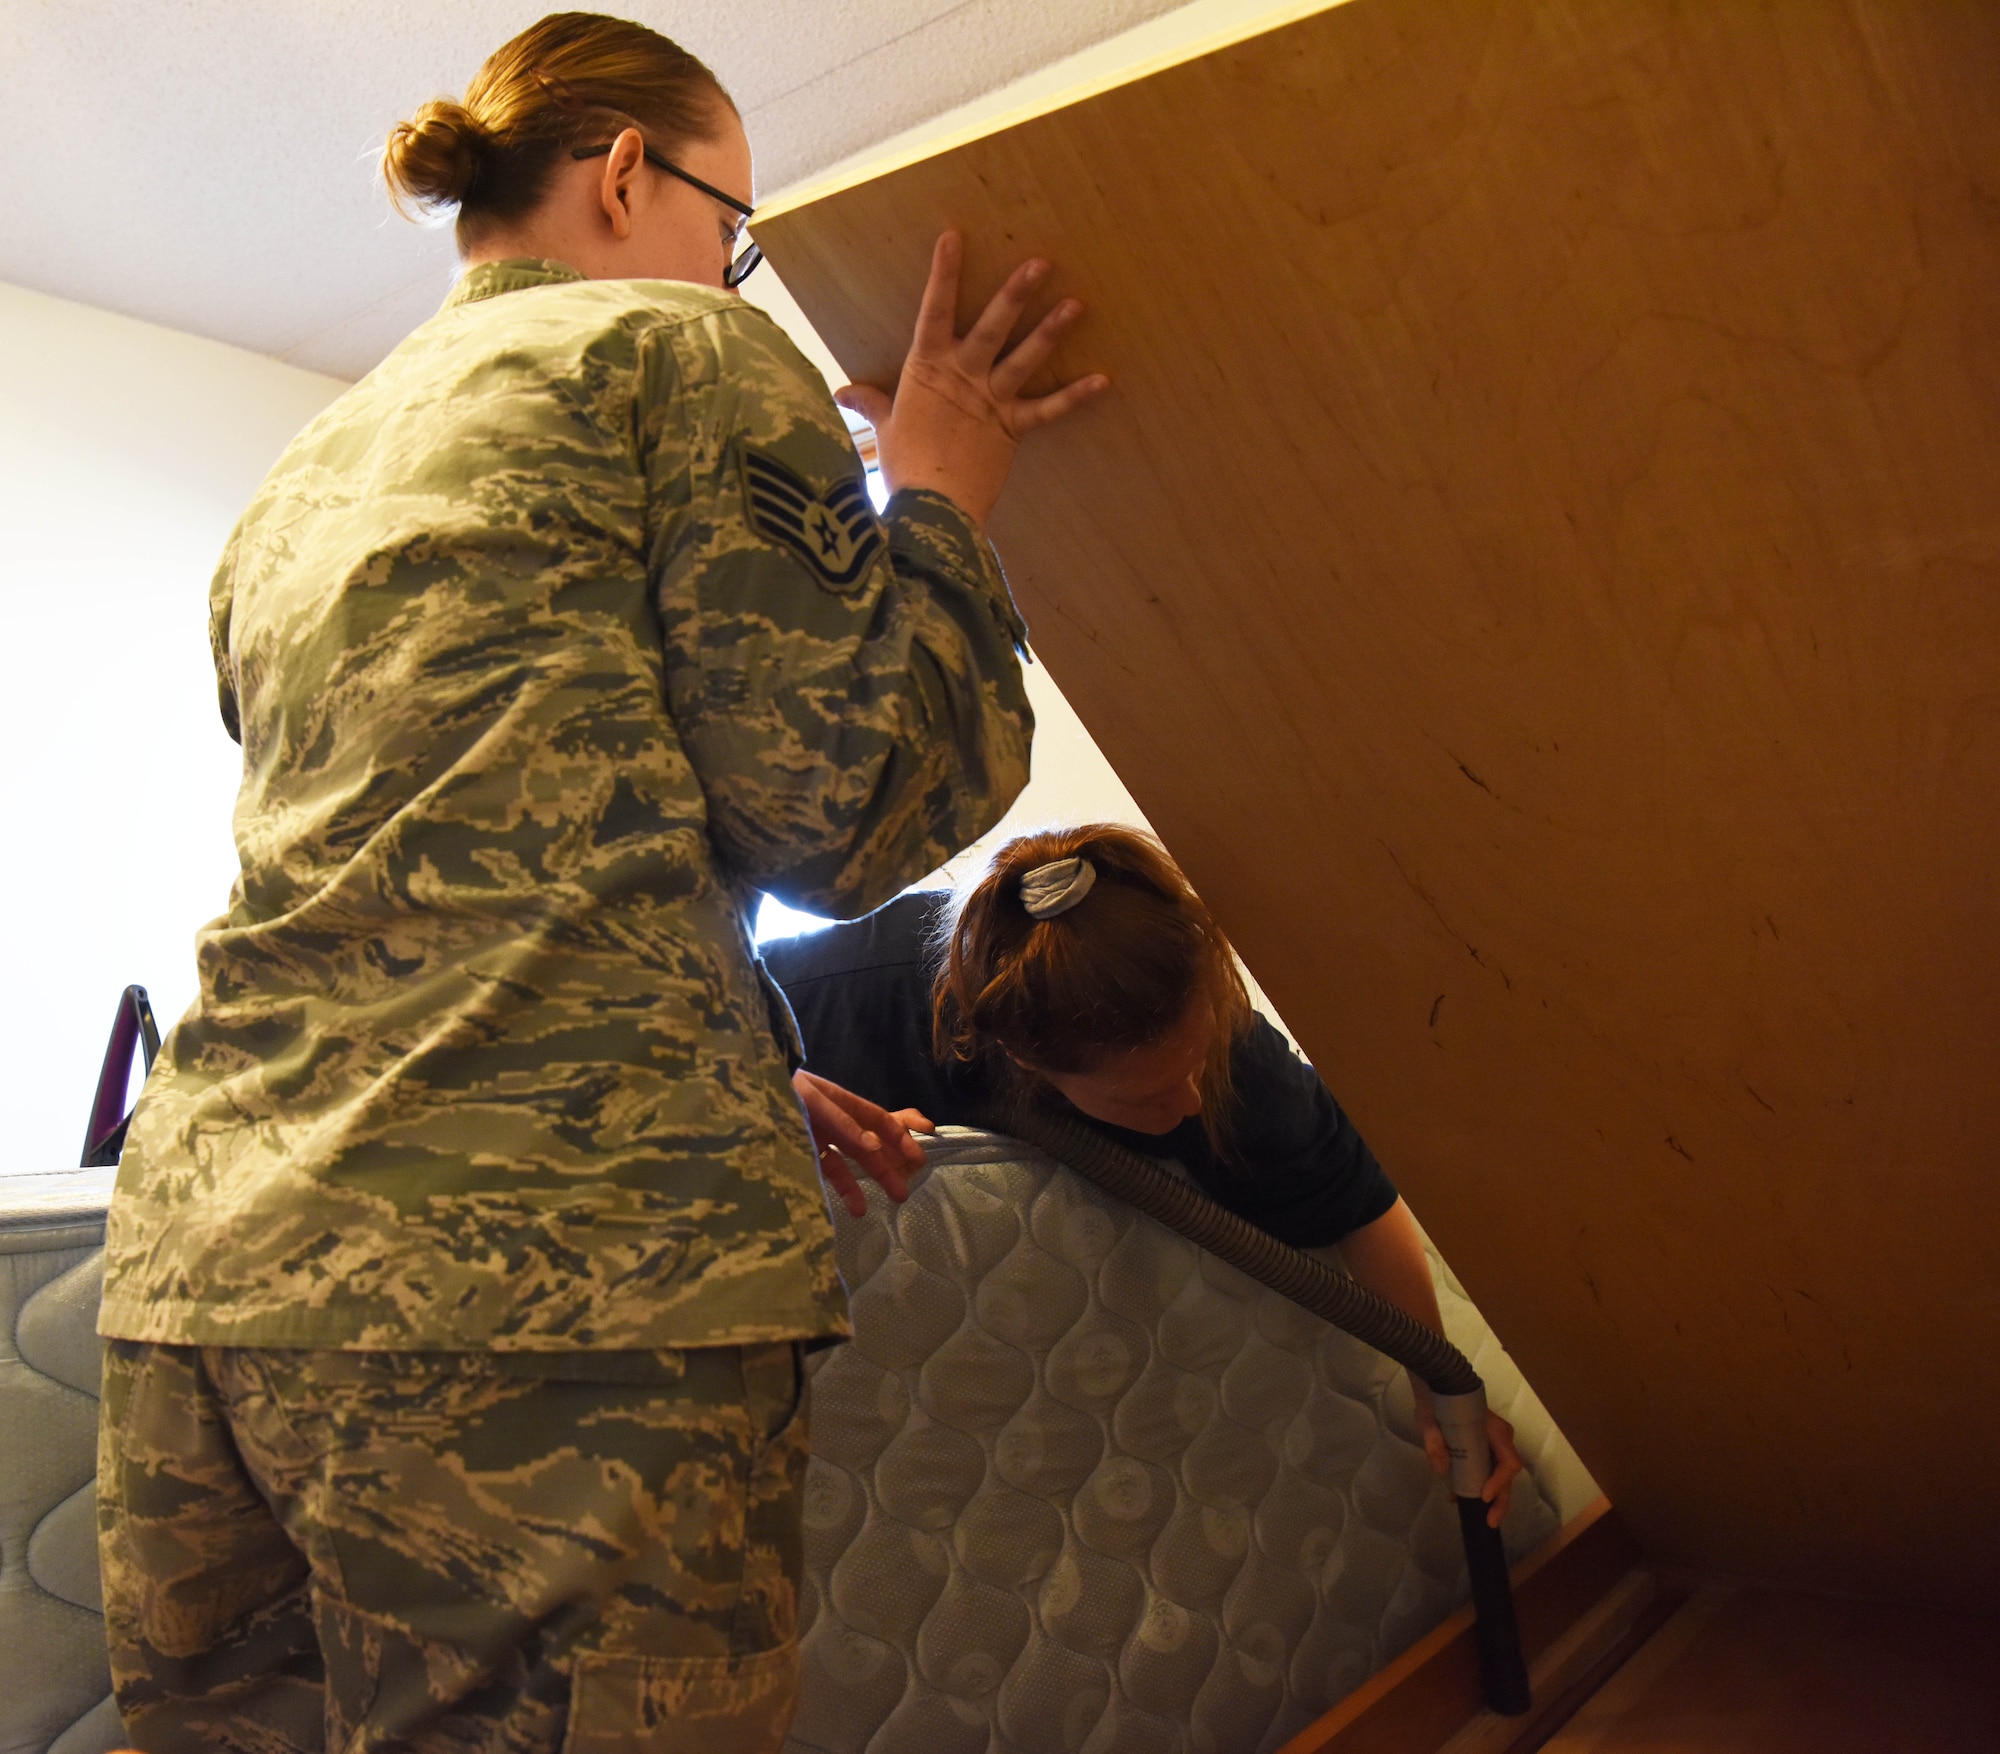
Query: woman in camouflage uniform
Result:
<box><xmin>95</xmin><ymin>12</ymin><xmax>1105</xmax><ymax>1751</ymax></box>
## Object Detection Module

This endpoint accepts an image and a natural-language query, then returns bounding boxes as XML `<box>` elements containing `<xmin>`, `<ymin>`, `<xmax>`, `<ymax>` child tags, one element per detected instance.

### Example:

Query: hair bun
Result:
<box><xmin>383</xmin><ymin>98</ymin><xmax>487</xmax><ymax>214</ymax></box>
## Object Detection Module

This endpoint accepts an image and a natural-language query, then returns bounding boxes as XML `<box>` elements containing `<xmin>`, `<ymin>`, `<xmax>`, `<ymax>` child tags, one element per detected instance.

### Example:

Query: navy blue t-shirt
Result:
<box><xmin>761</xmin><ymin>892</ymin><xmax>1398</xmax><ymax>1249</ymax></box>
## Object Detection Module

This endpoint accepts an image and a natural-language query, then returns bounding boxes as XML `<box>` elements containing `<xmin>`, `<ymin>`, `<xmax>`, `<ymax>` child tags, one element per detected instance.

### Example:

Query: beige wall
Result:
<box><xmin>0</xmin><ymin>280</ymin><xmax>346</xmax><ymax>1172</ymax></box>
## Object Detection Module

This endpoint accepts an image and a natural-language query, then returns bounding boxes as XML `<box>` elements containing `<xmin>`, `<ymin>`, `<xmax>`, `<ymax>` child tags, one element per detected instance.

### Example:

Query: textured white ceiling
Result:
<box><xmin>0</xmin><ymin>0</ymin><xmax>1190</xmax><ymax>379</ymax></box>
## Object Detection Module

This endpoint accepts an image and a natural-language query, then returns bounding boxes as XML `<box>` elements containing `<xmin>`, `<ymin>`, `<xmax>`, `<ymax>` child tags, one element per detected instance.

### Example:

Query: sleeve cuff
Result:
<box><xmin>885</xmin><ymin>486</ymin><xmax>1031</xmax><ymax>655</ymax></box>
<box><xmin>1350</xmin><ymin>1155</ymin><xmax>1401</xmax><ymax>1232</ymax></box>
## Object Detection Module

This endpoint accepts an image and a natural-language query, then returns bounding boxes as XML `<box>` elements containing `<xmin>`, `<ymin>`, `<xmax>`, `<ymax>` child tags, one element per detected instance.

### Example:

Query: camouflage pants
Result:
<box><xmin>98</xmin><ymin>1341</ymin><xmax>808</xmax><ymax>1753</ymax></box>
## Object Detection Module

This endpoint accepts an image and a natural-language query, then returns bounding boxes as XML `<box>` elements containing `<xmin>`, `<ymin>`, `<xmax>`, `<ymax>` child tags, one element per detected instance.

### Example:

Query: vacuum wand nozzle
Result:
<box><xmin>1430</xmin><ymin>1383</ymin><xmax>1531</xmax><ymax>1716</ymax></box>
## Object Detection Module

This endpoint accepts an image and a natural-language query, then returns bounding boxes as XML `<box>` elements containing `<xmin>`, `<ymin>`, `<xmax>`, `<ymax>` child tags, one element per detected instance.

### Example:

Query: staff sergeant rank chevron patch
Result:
<box><xmin>740</xmin><ymin>445</ymin><xmax>886</xmax><ymax>593</ymax></box>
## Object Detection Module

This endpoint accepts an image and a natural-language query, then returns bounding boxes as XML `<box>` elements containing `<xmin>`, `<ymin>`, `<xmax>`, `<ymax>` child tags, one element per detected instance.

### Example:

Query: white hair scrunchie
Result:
<box><xmin>1020</xmin><ymin>856</ymin><xmax>1097</xmax><ymax>920</ymax></box>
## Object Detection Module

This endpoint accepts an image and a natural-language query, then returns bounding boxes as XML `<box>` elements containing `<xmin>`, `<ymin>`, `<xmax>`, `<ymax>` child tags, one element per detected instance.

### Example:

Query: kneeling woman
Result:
<box><xmin>765</xmin><ymin>823</ymin><xmax>1522</xmax><ymax>1523</ymax></box>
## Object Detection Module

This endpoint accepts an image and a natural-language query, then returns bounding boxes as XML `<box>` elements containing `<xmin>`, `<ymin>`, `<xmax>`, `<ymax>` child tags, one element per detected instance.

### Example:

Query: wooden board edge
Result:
<box><xmin>1277</xmin><ymin>1497</ymin><xmax>1642</xmax><ymax>1754</ymax></box>
<box><xmin>753</xmin><ymin>0</ymin><xmax>1353</xmax><ymax>222</ymax></box>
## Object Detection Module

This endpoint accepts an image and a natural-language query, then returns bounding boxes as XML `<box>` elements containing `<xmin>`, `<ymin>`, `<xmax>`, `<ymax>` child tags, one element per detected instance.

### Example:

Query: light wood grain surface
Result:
<box><xmin>755</xmin><ymin>0</ymin><xmax>2000</xmax><ymax>1611</ymax></box>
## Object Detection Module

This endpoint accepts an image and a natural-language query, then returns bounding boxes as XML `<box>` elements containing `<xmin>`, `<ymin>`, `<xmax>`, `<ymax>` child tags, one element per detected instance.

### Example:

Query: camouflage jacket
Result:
<box><xmin>99</xmin><ymin>259</ymin><xmax>1032</xmax><ymax>1352</ymax></box>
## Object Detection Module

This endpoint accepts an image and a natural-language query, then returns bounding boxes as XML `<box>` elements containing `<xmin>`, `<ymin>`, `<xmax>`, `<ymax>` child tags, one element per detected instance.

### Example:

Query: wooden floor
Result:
<box><xmin>1537</xmin><ymin>1582</ymin><xmax>2000</xmax><ymax>1753</ymax></box>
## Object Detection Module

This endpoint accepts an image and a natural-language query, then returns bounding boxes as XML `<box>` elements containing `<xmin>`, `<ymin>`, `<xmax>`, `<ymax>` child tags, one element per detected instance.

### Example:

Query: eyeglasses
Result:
<box><xmin>570</xmin><ymin>142</ymin><xmax>763</xmax><ymax>287</ymax></box>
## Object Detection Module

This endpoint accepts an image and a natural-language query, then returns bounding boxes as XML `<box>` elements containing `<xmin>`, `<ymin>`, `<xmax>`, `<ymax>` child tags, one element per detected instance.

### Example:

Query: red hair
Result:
<box><xmin>932</xmin><ymin>825</ymin><xmax>1253</xmax><ymax>1157</ymax></box>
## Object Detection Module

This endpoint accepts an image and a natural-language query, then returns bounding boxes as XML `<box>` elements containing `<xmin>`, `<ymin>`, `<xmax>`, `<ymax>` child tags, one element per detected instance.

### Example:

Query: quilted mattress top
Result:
<box><xmin>789</xmin><ymin>1129</ymin><xmax>1582</xmax><ymax>1754</ymax></box>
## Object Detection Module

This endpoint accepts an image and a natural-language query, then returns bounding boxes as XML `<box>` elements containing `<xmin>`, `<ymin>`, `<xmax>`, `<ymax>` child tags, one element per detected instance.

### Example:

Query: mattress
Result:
<box><xmin>0</xmin><ymin>1135</ymin><xmax>1590</xmax><ymax>1754</ymax></box>
<box><xmin>0</xmin><ymin>1168</ymin><xmax>122</xmax><ymax>1754</ymax></box>
<box><xmin>788</xmin><ymin>1129</ymin><xmax>1586</xmax><ymax>1754</ymax></box>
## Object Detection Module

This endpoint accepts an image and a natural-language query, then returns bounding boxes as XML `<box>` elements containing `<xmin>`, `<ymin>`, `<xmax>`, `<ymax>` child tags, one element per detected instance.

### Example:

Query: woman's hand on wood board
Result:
<box><xmin>834</xmin><ymin>229</ymin><xmax>1109</xmax><ymax>530</ymax></box>
<box><xmin>793</xmin><ymin>1068</ymin><xmax>934</xmax><ymax>1218</ymax></box>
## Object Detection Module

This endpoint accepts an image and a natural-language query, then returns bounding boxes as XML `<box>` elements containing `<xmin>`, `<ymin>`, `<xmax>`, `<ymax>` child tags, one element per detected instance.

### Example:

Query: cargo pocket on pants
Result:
<box><xmin>562</xmin><ymin>1643</ymin><xmax>800</xmax><ymax>1754</ymax></box>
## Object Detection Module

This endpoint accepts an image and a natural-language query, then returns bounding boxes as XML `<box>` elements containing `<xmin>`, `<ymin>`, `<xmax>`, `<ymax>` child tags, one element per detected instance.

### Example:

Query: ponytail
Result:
<box><xmin>933</xmin><ymin>825</ymin><xmax>1253</xmax><ymax>1158</ymax></box>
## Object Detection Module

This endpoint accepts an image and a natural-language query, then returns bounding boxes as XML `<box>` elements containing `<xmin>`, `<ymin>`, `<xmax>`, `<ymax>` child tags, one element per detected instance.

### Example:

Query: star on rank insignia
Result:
<box><xmin>740</xmin><ymin>445</ymin><xmax>885</xmax><ymax>593</ymax></box>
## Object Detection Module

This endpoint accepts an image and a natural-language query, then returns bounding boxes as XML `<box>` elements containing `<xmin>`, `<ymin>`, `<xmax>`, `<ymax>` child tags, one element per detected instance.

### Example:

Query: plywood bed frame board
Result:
<box><xmin>753</xmin><ymin>0</ymin><xmax>2000</xmax><ymax>1613</ymax></box>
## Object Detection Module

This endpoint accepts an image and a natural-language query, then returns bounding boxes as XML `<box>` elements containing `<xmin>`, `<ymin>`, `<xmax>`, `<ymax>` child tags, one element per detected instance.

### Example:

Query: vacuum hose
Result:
<box><xmin>997</xmin><ymin>1100</ymin><xmax>1531</xmax><ymax>1716</ymax></box>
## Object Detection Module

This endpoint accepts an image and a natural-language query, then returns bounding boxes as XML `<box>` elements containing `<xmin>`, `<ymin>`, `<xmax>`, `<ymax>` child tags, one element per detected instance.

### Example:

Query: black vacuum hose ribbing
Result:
<box><xmin>995</xmin><ymin>1100</ymin><xmax>1533</xmax><ymax>1717</ymax></box>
